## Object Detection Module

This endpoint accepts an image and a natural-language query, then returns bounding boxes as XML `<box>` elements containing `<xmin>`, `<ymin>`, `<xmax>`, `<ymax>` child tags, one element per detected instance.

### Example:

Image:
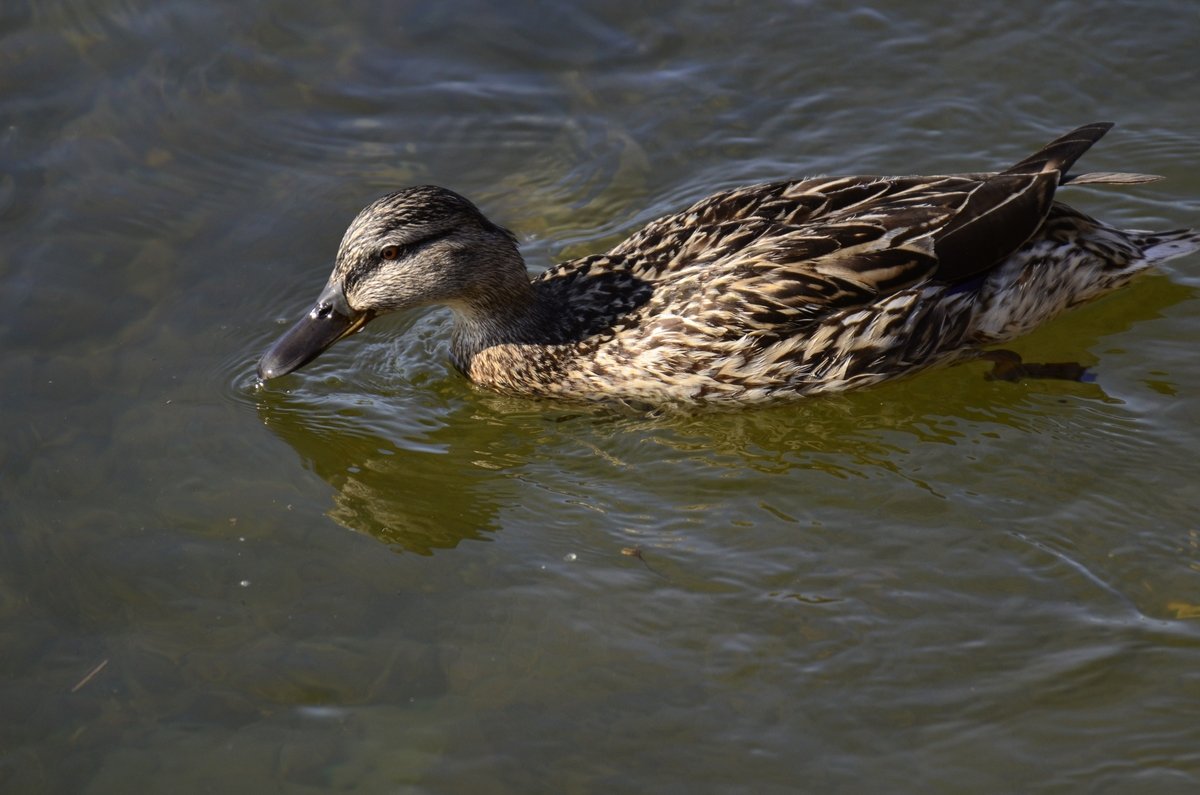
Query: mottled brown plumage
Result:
<box><xmin>258</xmin><ymin>123</ymin><xmax>1199</xmax><ymax>404</ymax></box>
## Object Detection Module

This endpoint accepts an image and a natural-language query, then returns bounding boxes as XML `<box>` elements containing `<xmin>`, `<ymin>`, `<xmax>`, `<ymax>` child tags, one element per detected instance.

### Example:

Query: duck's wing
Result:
<box><xmin>619</xmin><ymin>123</ymin><xmax>1117</xmax><ymax>329</ymax></box>
<box><xmin>533</xmin><ymin>254</ymin><xmax>655</xmax><ymax>339</ymax></box>
<box><xmin>930</xmin><ymin>122</ymin><xmax>1114</xmax><ymax>279</ymax></box>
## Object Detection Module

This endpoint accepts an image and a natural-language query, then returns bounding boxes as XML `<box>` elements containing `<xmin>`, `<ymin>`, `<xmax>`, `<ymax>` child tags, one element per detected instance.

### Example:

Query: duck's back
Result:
<box><xmin>505</xmin><ymin>173</ymin><xmax>1184</xmax><ymax>403</ymax></box>
<box><xmin>469</xmin><ymin>124</ymin><xmax>1200</xmax><ymax>403</ymax></box>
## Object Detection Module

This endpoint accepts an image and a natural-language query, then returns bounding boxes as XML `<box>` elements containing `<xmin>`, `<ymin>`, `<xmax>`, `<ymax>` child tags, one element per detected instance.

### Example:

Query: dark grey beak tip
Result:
<box><xmin>256</xmin><ymin>349</ymin><xmax>304</xmax><ymax>384</ymax></box>
<box><xmin>256</xmin><ymin>359</ymin><xmax>284</xmax><ymax>382</ymax></box>
<box><xmin>256</xmin><ymin>327</ymin><xmax>316</xmax><ymax>383</ymax></box>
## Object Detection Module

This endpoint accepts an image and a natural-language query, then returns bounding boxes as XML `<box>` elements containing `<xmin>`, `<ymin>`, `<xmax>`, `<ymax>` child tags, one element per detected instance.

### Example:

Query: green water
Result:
<box><xmin>3</xmin><ymin>1</ymin><xmax>1199</xmax><ymax>792</ymax></box>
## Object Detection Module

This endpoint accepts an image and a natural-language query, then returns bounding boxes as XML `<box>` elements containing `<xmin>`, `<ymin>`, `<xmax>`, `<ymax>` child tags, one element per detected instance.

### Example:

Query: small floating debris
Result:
<box><xmin>621</xmin><ymin>545</ymin><xmax>667</xmax><ymax>580</ymax></box>
<box><xmin>70</xmin><ymin>659</ymin><xmax>109</xmax><ymax>693</ymax></box>
<box><xmin>774</xmin><ymin>592</ymin><xmax>843</xmax><ymax>605</ymax></box>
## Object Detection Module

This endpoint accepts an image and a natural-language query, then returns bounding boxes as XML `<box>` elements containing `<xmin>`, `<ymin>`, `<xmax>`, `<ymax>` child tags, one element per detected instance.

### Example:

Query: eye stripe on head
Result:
<box><xmin>380</xmin><ymin>228</ymin><xmax>457</xmax><ymax>261</ymax></box>
<box><xmin>344</xmin><ymin>229</ymin><xmax>460</xmax><ymax>294</ymax></box>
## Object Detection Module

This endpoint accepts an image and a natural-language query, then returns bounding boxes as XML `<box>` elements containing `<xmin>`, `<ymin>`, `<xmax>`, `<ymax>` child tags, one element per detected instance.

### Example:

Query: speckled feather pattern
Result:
<box><xmin>464</xmin><ymin>174</ymin><xmax>1196</xmax><ymax>403</ymax></box>
<box><xmin>266</xmin><ymin>124</ymin><xmax>1200</xmax><ymax>404</ymax></box>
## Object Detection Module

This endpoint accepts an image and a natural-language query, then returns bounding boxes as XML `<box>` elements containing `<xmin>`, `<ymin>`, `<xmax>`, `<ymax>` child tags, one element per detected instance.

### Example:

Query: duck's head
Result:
<box><xmin>257</xmin><ymin>186</ymin><xmax>524</xmax><ymax>381</ymax></box>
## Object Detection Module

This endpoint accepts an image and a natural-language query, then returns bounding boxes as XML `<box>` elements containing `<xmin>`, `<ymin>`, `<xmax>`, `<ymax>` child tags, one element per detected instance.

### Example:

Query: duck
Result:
<box><xmin>258</xmin><ymin>122</ymin><xmax>1199</xmax><ymax>404</ymax></box>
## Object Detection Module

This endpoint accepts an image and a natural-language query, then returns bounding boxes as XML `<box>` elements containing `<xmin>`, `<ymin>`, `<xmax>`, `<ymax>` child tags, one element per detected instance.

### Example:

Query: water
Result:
<box><xmin>3</xmin><ymin>1</ymin><xmax>1200</xmax><ymax>792</ymax></box>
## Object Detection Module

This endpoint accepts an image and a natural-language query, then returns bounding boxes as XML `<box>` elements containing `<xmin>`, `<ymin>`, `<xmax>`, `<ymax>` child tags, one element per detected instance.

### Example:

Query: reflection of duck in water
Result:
<box><xmin>255</xmin><ymin>393</ymin><xmax>509</xmax><ymax>554</ymax></box>
<box><xmin>259</xmin><ymin>123</ymin><xmax>1198</xmax><ymax>404</ymax></box>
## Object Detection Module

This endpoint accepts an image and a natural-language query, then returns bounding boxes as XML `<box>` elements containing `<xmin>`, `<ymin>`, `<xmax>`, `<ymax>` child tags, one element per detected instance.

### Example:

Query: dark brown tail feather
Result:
<box><xmin>1002</xmin><ymin>122</ymin><xmax>1114</xmax><ymax>180</ymax></box>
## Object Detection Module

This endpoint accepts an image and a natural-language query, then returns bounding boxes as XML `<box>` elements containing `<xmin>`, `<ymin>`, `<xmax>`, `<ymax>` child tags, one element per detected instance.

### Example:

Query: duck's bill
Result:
<box><xmin>257</xmin><ymin>285</ymin><xmax>372</xmax><ymax>381</ymax></box>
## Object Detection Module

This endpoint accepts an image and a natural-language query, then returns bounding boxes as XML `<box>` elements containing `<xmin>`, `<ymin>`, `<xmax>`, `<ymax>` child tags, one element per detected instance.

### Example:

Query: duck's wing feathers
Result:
<box><xmin>931</xmin><ymin>121</ymin><xmax>1114</xmax><ymax>279</ymax></box>
<box><xmin>617</xmin><ymin>123</ymin><xmax>1117</xmax><ymax>332</ymax></box>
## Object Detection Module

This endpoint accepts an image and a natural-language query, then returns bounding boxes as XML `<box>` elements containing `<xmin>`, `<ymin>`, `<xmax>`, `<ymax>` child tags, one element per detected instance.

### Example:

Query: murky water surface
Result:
<box><xmin>3</xmin><ymin>1</ymin><xmax>1199</xmax><ymax>792</ymax></box>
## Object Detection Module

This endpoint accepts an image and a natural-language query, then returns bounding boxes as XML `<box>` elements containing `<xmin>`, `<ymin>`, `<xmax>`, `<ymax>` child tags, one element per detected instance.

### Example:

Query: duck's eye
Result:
<box><xmin>380</xmin><ymin>244</ymin><xmax>401</xmax><ymax>260</ymax></box>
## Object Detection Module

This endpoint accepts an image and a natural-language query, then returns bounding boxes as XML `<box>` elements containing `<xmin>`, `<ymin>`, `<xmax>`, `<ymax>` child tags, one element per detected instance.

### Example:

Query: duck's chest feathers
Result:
<box><xmin>452</xmin><ymin>257</ymin><xmax>659</xmax><ymax>395</ymax></box>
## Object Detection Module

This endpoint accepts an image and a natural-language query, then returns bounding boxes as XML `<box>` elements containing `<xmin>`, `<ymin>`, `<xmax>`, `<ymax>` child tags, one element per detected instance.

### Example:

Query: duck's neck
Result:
<box><xmin>447</xmin><ymin>264</ymin><xmax>555</xmax><ymax>372</ymax></box>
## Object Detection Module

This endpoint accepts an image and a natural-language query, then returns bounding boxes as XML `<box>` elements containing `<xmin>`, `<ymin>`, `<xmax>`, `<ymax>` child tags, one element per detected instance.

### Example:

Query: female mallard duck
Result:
<box><xmin>259</xmin><ymin>122</ymin><xmax>1198</xmax><ymax>404</ymax></box>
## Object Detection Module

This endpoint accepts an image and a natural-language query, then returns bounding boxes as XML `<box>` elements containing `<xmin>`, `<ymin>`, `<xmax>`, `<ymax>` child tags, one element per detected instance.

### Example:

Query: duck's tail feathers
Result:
<box><xmin>1003</xmin><ymin>122</ymin><xmax>1114</xmax><ymax>181</ymax></box>
<box><xmin>1135</xmin><ymin>229</ymin><xmax>1200</xmax><ymax>264</ymax></box>
<box><xmin>1063</xmin><ymin>171</ymin><xmax>1163</xmax><ymax>186</ymax></box>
